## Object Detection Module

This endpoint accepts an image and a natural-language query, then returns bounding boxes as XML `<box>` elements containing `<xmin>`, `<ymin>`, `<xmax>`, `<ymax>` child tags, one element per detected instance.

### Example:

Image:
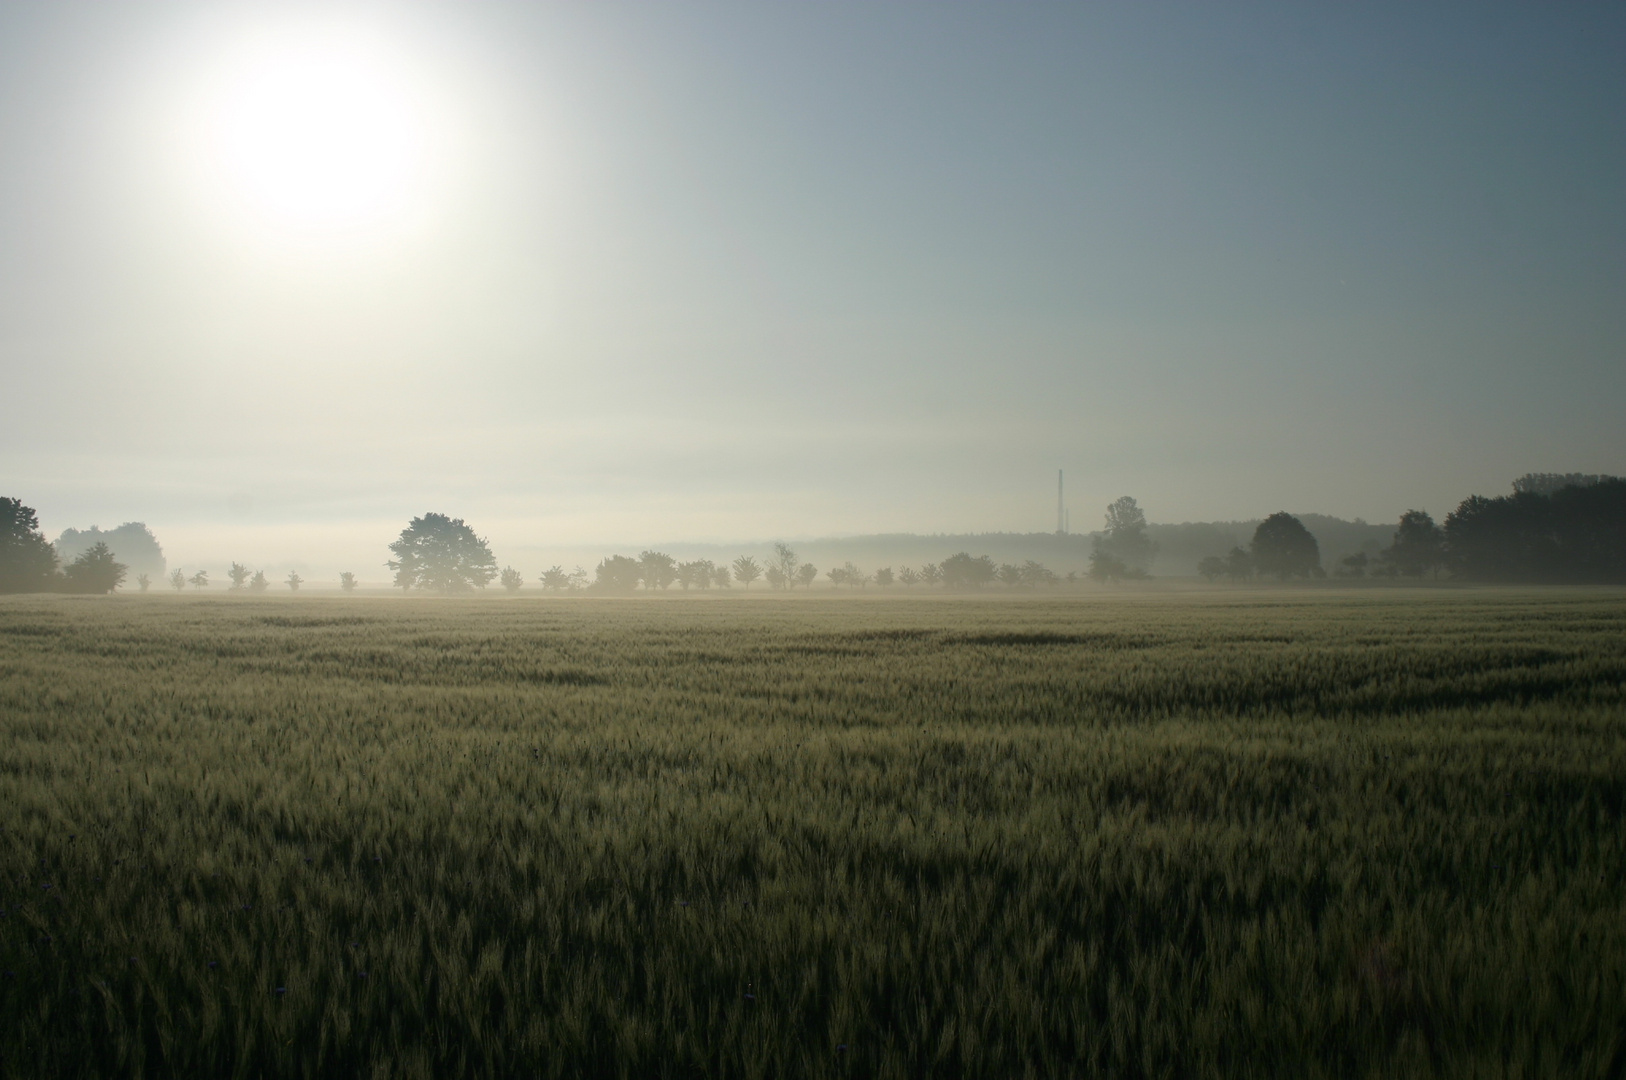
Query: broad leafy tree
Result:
<box><xmin>920</xmin><ymin>563</ymin><xmax>944</xmax><ymax>587</ymax></box>
<box><xmin>873</xmin><ymin>566</ymin><xmax>894</xmax><ymax>587</ymax></box>
<box><xmin>827</xmin><ymin>562</ymin><xmax>863</xmax><ymax>588</ymax></box>
<box><xmin>136</xmin><ymin>572</ymin><xmax>151</xmax><ymax>593</ymax></box>
<box><xmin>500</xmin><ymin>566</ymin><xmax>524</xmax><ymax>594</ymax></box>
<box><xmin>540</xmin><ymin>566</ymin><xmax>573</xmax><ymax>592</ymax></box>
<box><xmin>250</xmin><ymin>570</ymin><xmax>270</xmax><ymax>592</ymax></box>
<box><xmin>286</xmin><ymin>570</ymin><xmax>303</xmax><ymax>593</ymax></box>
<box><xmin>169</xmin><ymin>568</ymin><xmax>186</xmax><ymax>592</ymax></box>
<box><xmin>0</xmin><ymin>497</ymin><xmax>60</xmax><ymax>593</ymax></box>
<box><xmin>1224</xmin><ymin>546</ymin><xmax>1253</xmax><ymax>582</ymax></box>
<box><xmin>731</xmin><ymin>555</ymin><xmax>762</xmax><ymax>590</ymax></box>
<box><xmin>796</xmin><ymin>563</ymin><xmax>818</xmax><ymax>589</ymax></box>
<box><xmin>1020</xmin><ymin>560</ymin><xmax>1058</xmax><ymax>587</ymax></box>
<box><xmin>1381</xmin><ymin>510</ymin><xmax>1444</xmax><ymax>578</ymax></box>
<box><xmin>189</xmin><ymin>570</ymin><xmax>210</xmax><ymax>590</ymax></box>
<box><xmin>764</xmin><ymin>565</ymin><xmax>788</xmax><ymax>590</ymax></box>
<box><xmin>638</xmin><ymin>551</ymin><xmax>677</xmax><ymax>590</ymax></box>
<box><xmin>228</xmin><ymin>562</ymin><xmax>253</xmax><ymax>591</ymax></box>
<box><xmin>53</xmin><ymin>522</ymin><xmax>165</xmax><ymax>583</ymax></box>
<box><xmin>594</xmin><ymin>555</ymin><xmax>643</xmax><ymax>593</ymax></box>
<box><xmin>1088</xmin><ymin>550</ymin><xmax>1128</xmax><ymax>582</ymax></box>
<box><xmin>1444</xmin><ymin>478</ymin><xmax>1626</xmax><ymax>582</ymax></box>
<box><xmin>676</xmin><ymin>559</ymin><xmax>715</xmax><ymax>590</ymax></box>
<box><xmin>340</xmin><ymin>572</ymin><xmax>359</xmax><ymax>593</ymax></box>
<box><xmin>712</xmin><ymin>564</ymin><xmax>732</xmax><ymax>588</ymax></box>
<box><xmin>1250</xmin><ymin>513</ymin><xmax>1321</xmax><ymax>579</ymax></box>
<box><xmin>940</xmin><ymin>552</ymin><xmax>996</xmax><ymax>589</ymax></box>
<box><xmin>898</xmin><ymin>566</ymin><xmax>920</xmax><ymax>587</ymax></box>
<box><xmin>1099</xmin><ymin>496</ymin><xmax>1158</xmax><ymax>572</ymax></box>
<box><xmin>1197</xmin><ymin>555</ymin><xmax>1225</xmax><ymax>582</ymax></box>
<box><xmin>63</xmin><ymin>542</ymin><xmax>127</xmax><ymax>594</ymax></box>
<box><xmin>387</xmin><ymin>513</ymin><xmax>499</xmax><ymax>593</ymax></box>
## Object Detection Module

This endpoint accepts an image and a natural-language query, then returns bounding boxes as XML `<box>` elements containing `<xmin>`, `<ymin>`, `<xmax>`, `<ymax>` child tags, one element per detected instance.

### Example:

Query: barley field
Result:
<box><xmin>1</xmin><ymin>589</ymin><xmax>1623</xmax><ymax>1078</ymax></box>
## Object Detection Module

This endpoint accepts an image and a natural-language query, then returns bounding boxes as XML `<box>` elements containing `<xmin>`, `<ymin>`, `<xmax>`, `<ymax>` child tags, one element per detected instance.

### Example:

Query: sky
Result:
<box><xmin>3</xmin><ymin>2</ymin><xmax>1623</xmax><ymax>576</ymax></box>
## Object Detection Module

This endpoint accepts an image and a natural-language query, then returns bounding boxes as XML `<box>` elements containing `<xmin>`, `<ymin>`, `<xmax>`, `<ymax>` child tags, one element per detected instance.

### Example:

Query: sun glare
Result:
<box><xmin>209</xmin><ymin>38</ymin><xmax>427</xmax><ymax>230</ymax></box>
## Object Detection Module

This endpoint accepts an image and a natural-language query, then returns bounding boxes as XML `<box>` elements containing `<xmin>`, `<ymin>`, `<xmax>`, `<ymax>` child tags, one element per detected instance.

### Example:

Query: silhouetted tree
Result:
<box><xmin>63</xmin><ymin>542</ymin><xmax>126</xmax><ymax>594</ymax></box>
<box><xmin>189</xmin><ymin>570</ymin><xmax>209</xmax><ymax>591</ymax></box>
<box><xmin>250</xmin><ymin>570</ymin><xmax>270</xmax><ymax>593</ymax></box>
<box><xmin>1099</xmin><ymin>496</ymin><xmax>1158</xmax><ymax>572</ymax></box>
<box><xmin>920</xmin><ymin>563</ymin><xmax>944</xmax><ymax>587</ymax></box>
<box><xmin>1512</xmin><ymin>472</ymin><xmax>1614</xmax><ymax>497</ymax></box>
<box><xmin>1224</xmin><ymin>546</ymin><xmax>1253</xmax><ymax>582</ymax></box>
<box><xmin>873</xmin><ymin>566</ymin><xmax>894</xmax><ymax>587</ymax></box>
<box><xmin>898</xmin><ymin>566</ymin><xmax>920</xmax><ymax>587</ymax></box>
<box><xmin>387</xmin><ymin>513</ymin><xmax>498</xmax><ymax>593</ymax></box>
<box><xmin>1444</xmin><ymin>478</ymin><xmax>1626</xmax><ymax>582</ymax></box>
<box><xmin>136</xmin><ymin>572</ymin><xmax>151</xmax><ymax>593</ymax></box>
<box><xmin>638</xmin><ymin>551</ymin><xmax>677</xmax><ymax>590</ymax></box>
<box><xmin>796</xmin><ymin>563</ymin><xmax>818</xmax><ymax>589</ymax></box>
<box><xmin>0</xmin><ymin>497</ymin><xmax>59</xmax><ymax>593</ymax></box>
<box><xmin>228</xmin><ymin>562</ymin><xmax>252</xmax><ymax>591</ymax></box>
<box><xmin>940</xmin><ymin>553</ymin><xmax>996</xmax><ymax>589</ymax></box>
<box><xmin>594</xmin><ymin>555</ymin><xmax>643</xmax><ymax>593</ymax></box>
<box><xmin>712</xmin><ymin>564</ymin><xmax>732</xmax><ymax>588</ymax></box>
<box><xmin>1250</xmin><ymin>513</ymin><xmax>1320</xmax><ymax>579</ymax></box>
<box><xmin>997</xmin><ymin>563</ymin><xmax>1021</xmax><ymax>587</ymax></box>
<box><xmin>500</xmin><ymin>566</ymin><xmax>524</xmax><ymax>593</ymax></box>
<box><xmin>540</xmin><ymin>566</ymin><xmax>573</xmax><ymax>592</ymax></box>
<box><xmin>764</xmin><ymin>565</ymin><xmax>788</xmax><ymax>590</ymax></box>
<box><xmin>731</xmin><ymin>556</ymin><xmax>762</xmax><ymax>590</ymax></box>
<box><xmin>1379</xmin><ymin>510</ymin><xmax>1443</xmax><ymax>578</ymax></box>
<box><xmin>339</xmin><ymin>572</ymin><xmax>358</xmax><ymax>593</ymax></box>
<box><xmin>169</xmin><ymin>568</ymin><xmax>186</xmax><ymax>592</ymax></box>
<box><xmin>1196</xmin><ymin>555</ymin><xmax>1225</xmax><ymax>582</ymax></box>
<box><xmin>285</xmin><ymin>570</ymin><xmax>302</xmax><ymax>593</ymax></box>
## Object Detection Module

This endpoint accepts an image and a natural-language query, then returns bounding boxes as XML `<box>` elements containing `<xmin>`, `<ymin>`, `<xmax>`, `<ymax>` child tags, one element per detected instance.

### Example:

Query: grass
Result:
<box><xmin>1</xmin><ymin>588</ymin><xmax>1624</xmax><ymax>1078</ymax></box>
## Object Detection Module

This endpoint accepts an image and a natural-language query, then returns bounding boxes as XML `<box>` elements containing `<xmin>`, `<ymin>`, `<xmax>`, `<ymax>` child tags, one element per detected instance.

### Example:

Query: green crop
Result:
<box><xmin>1</xmin><ymin>589</ymin><xmax>1623</xmax><ymax>1078</ymax></box>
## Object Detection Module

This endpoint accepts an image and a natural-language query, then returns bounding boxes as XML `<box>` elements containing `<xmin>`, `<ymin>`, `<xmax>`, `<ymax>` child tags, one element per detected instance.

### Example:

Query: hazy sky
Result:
<box><xmin>3</xmin><ymin>2</ymin><xmax>1623</xmax><ymax>572</ymax></box>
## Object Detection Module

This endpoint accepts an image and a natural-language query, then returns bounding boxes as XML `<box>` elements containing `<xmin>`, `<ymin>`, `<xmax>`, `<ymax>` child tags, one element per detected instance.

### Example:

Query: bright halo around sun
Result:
<box><xmin>209</xmin><ymin>37</ymin><xmax>428</xmax><ymax>230</ymax></box>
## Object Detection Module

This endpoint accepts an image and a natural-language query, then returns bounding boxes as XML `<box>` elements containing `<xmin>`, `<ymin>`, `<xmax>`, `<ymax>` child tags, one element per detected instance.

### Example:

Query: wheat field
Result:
<box><xmin>1</xmin><ymin>589</ymin><xmax>1623</xmax><ymax>1078</ymax></box>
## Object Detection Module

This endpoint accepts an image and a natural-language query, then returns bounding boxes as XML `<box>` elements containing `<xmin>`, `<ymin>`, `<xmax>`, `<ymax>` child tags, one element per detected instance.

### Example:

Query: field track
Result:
<box><xmin>2</xmin><ymin>589</ymin><xmax>1624</xmax><ymax>1078</ymax></box>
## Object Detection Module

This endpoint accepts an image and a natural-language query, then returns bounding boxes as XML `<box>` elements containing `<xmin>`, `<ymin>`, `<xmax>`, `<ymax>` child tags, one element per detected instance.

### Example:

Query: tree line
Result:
<box><xmin>4</xmin><ymin>474</ymin><xmax>1622</xmax><ymax>595</ymax></box>
<box><xmin>1186</xmin><ymin>474</ymin><xmax>1626</xmax><ymax>583</ymax></box>
<box><xmin>386</xmin><ymin>515</ymin><xmax>1071</xmax><ymax>594</ymax></box>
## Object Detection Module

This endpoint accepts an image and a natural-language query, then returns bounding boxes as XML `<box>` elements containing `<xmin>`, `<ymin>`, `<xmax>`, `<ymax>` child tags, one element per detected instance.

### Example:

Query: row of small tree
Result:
<box><xmin>384</xmin><ymin>516</ymin><xmax>1076</xmax><ymax>595</ymax></box>
<box><xmin>153</xmin><ymin>563</ymin><xmax>354</xmax><ymax>594</ymax></box>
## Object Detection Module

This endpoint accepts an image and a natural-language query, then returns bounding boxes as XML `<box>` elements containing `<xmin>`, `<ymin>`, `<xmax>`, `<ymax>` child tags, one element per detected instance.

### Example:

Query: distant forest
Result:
<box><xmin>54</xmin><ymin>522</ymin><xmax>167</xmax><ymax>580</ymax></box>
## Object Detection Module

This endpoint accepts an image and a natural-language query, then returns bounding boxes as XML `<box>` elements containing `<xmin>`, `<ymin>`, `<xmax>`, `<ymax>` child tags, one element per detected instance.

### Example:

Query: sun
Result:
<box><xmin>209</xmin><ymin>38</ymin><xmax>427</xmax><ymax>230</ymax></box>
